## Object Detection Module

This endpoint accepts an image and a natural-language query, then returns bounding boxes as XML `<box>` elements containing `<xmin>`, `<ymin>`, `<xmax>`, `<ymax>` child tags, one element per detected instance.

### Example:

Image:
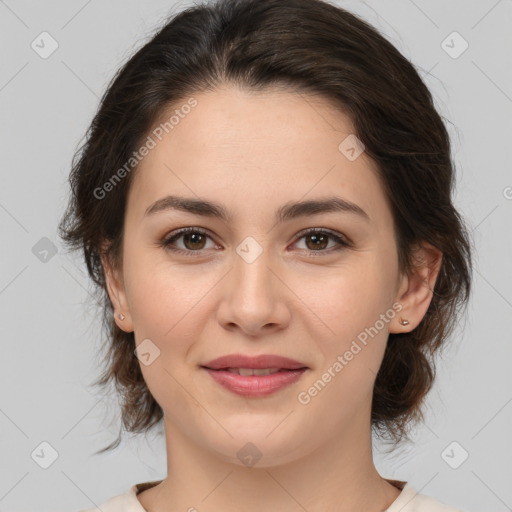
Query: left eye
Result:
<box><xmin>160</xmin><ymin>228</ymin><xmax>350</xmax><ymax>255</ymax></box>
<box><xmin>293</xmin><ymin>229</ymin><xmax>349</xmax><ymax>252</ymax></box>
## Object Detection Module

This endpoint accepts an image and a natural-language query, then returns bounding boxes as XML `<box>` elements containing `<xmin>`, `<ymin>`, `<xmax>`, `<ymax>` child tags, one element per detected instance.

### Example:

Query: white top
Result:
<box><xmin>77</xmin><ymin>479</ymin><xmax>464</xmax><ymax>511</ymax></box>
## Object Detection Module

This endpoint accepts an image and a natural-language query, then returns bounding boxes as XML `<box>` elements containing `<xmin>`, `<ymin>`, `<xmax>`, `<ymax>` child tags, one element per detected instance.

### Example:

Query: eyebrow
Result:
<box><xmin>144</xmin><ymin>195</ymin><xmax>370</xmax><ymax>223</ymax></box>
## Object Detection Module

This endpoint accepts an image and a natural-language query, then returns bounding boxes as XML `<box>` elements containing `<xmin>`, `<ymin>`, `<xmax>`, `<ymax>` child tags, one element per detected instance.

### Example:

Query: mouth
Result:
<box><xmin>206</xmin><ymin>367</ymin><xmax>304</xmax><ymax>376</ymax></box>
<box><xmin>200</xmin><ymin>354</ymin><xmax>309</xmax><ymax>397</ymax></box>
<box><xmin>202</xmin><ymin>353</ymin><xmax>308</xmax><ymax>371</ymax></box>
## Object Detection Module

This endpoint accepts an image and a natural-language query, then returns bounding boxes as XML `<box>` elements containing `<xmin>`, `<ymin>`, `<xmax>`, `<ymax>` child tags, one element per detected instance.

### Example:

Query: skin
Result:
<box><xmin>102</xmin><ymin>84</ymin><xmax>442</xmax><ymax>512</ymax></box>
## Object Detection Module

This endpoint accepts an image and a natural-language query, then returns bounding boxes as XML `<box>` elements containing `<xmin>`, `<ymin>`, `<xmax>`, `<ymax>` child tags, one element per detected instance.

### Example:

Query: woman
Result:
<box><xmin>59</xmin><ymin>0</ymin><xmax>473</xmax><ymax>510</ymax></box>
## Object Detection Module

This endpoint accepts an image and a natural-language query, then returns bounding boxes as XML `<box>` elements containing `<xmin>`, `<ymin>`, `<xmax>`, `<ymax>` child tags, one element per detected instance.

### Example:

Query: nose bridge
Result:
<box><xmin>232</xmin><ymin>237</ymin><xmax>276</xmax><ymax>305</ymax></box>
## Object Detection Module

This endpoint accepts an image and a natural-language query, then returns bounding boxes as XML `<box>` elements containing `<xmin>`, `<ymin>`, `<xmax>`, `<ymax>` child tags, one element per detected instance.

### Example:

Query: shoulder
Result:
<box><xmin>75</xmin><ymin>481</ymin><xmax>162</xmax><ymax>512</ymax></box>
<box><xmin>386</xmin><ymin>482</ymin><xmax>464</xmax><ymax>512</ymax></box>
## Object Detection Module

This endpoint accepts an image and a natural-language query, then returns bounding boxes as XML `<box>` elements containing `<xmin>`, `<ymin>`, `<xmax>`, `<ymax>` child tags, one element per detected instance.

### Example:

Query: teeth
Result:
<box><xmin>226</xmin><ymin>368</ymin><xmax>282</xmax><ymax>376</ymax></box>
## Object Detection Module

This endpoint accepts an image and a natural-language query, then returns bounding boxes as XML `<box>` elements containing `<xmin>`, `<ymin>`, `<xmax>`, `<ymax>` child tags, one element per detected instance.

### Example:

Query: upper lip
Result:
<box><xmin>202</xmin><ymin>354</ymin><xmax>308</xmax><ymax>370</ymax></box>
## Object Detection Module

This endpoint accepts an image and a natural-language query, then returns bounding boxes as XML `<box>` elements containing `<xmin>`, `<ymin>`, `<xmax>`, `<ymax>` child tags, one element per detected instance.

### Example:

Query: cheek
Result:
<box><xmin>123</xmin><ymin>243</ymin><xmax>206</xmax><ymax>335</ymax></box>
<box><xmin>308</xmin><ymin>262</ymin><xmax>391</xmax><ymax>329</ymax></box>
<box><xmin>302</xmin><ymin>263</ymin><xmax>394</xmax><ymax>372</ymax></box>
<box><xmin>125</xmin><ymin>262</ymin><xmax>213</xmax><ymax>414</ymax></box>
<box><xmin>124</xmin><ymin>257</ymin><xmax>224</xmax><ymax>382</ymax></box>
<box><xmin>294</xmin><ymin>272</ymin><xmax>393</xmax><ymax>423</ymax></box>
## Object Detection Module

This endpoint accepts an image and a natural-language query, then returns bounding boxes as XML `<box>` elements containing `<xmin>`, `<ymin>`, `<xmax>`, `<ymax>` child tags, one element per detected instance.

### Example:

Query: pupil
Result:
<box><xmin>185</xmin><ymin>233</ymin><xmax>205</xmax><ymax>250</ymax></box>
<box><xmin>307</xmin><ymin>234</ymin><xmax>327</xmax><ymax>250</ymax></box>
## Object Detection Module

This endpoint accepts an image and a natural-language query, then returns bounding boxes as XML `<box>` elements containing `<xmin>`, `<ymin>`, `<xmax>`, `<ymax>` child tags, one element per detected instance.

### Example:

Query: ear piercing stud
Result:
<box><xmin>117</xmin><ymin>312</ymin><xmax>409</xmax><ymax>325</ymax></box>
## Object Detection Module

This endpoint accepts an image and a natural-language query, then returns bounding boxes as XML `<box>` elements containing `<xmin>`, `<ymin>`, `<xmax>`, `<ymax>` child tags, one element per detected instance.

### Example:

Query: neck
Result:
<box><xmin>138</xmin><ymin>408</ymin><xmax>401</xmax><ymax>512</ymax></box>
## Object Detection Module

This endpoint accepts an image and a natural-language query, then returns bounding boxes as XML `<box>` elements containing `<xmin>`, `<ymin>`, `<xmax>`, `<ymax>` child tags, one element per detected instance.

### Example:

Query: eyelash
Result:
<box><xmin>159</xmin><ymin>227</ymin><xmax>351</xmax><ymax>257</ymax></box>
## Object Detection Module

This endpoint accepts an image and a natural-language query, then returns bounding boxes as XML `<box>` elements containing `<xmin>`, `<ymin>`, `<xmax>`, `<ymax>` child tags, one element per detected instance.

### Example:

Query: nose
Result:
<box><xmin>216</xmin><ymin>247</ymin><xmax>291</xmax><ymax>337</ymax></box>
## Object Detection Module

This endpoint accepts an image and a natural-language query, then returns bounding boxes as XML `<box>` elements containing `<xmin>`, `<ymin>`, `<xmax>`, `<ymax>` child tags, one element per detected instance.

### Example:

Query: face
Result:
<box><xmin>103</xmin><ymin>85</ymin><xmax>438</xmax><ymax>467</ymax></box>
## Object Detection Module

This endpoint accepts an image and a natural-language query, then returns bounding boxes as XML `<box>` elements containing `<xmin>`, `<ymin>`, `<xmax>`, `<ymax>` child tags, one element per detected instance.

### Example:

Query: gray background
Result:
<box><xmin>0</xmin><ymin>0</ymin><xmax>511</xmax><ymax>511</ymax></box>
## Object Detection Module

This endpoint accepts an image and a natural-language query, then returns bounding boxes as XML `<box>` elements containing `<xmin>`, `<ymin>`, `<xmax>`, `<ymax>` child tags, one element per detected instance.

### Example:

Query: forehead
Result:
<box><xmin>127</xmin><ymin>85</ymin><xmax>392</xmax><ymax>228</ymax></box>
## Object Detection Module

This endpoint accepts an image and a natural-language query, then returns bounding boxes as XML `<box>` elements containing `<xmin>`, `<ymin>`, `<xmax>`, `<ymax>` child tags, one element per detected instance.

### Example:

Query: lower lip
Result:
<box><xmin>203</xmin><ymin>368</ymin><xmax>307</xmax><ymax>397</ymax></box>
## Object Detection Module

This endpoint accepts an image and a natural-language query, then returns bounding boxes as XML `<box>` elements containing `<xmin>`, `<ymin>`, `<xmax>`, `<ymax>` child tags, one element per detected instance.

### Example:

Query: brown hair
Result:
<box><xmin>58</xmin><ymin>0</ymin><xmax>473</xmax><ymax>454</ymax></box>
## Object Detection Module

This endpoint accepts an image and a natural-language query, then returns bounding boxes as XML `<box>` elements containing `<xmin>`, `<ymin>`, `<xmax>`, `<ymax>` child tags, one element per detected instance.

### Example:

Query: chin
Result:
<box><xmin>198</xmin><ymin>425</ymin><xmax>308</xmax><ymax>469</ymax></box>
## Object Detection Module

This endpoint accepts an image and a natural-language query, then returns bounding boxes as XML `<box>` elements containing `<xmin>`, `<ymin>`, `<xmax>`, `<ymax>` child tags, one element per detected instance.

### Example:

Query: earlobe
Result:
<box><xmin>100</xmin><ymin>250</ymin><xmax>134</xmax><ymax>333</ymax></box>
<box><xmin>391</xmin><ymin>242</ymin><xmax>443</xmax><ymax>333</ymax></box>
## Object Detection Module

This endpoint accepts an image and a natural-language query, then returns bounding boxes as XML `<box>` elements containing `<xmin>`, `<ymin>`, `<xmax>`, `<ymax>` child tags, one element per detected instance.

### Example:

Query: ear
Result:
<box><xmin>390</xmin><ymin>241</ymin><xmax>443</xmax><ymax>333</ymax></box>
<box><xmin>100</xmin><ymin>244</ymin><xmax>134</xmax><ymax>333</ymax></box>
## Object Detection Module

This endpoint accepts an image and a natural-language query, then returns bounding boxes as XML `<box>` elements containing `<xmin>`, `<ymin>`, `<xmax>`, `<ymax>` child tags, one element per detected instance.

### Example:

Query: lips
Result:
<box><xmin>223</xmin><ymin>368</ymin><xmax>287</xmax><ymax>376</ymax></box>
<box><xmin>202</xmin><ymin>353</ymin><xmax>308</xmax><ymax>371</ymax></box>
<box><xmin>201</xmin><ymin>354</ymin><xmax>309</xmax><ymax>397</ymax></box>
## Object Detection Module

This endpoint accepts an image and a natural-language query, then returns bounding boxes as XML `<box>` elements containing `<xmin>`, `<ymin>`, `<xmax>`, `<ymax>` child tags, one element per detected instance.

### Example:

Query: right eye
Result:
<box><xmin>160</xmin><ymin>227</ymin><xmax>220</xmax><ymax>255</ymax></box>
